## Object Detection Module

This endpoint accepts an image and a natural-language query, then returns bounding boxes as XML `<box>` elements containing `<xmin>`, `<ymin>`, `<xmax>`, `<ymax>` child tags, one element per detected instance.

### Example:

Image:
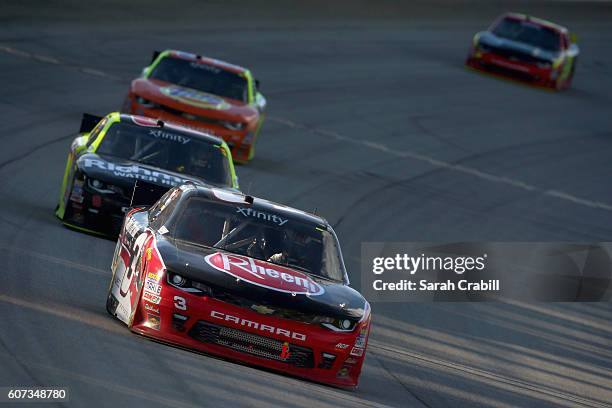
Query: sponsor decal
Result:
<box><xmin>147</xmin><ymin>314</ymin><xmax>160</xmax><ymax>330</ymax></box>
<box><xmin>280</xmin><ymin>342</ymin><xmax>291</xmax><ymax>360</ymax></box>
<box><xmin>355</xmin><ymin>336</ymin><xmax>366</xmax><ymax>349</ymax></box>
<box><xmin>251</xmin><ymin>304</ymin><xmax>275</xmax><ymax>315</ymax></box>
<box><xmin>144</xmin><ymin>279</ymin><xmax>162</xmax><ymax>295</ymax></box>
<box><xmin>189</xmin><ymin>61</ymin><xmax>221</xmax><ymax>74</ymax></box>
<box><xmin>350</xmin><ymin>347</ymin><xmax>364</xmax><ymax>357</ymax></box>
<box><xmin>337</xmin><ymin>367</ymin><xmax>350</xmax><ymax>377</ymax></box>
<box><xmin>69</xmin><ymin>188</ymin><xmax>84</xmax><ymax>203</ymax></box>
<box><xmin>210</xmin><ymin>310</ymin><xmax>306</xmax><ymax>341</ymax></box>
<box><xmin>147</xmin><ymin>271</ymin><xmax>161</xmax><ymax>281</ymax></box>
<box><xmin>335</xmin><ymin>343</ymin><xmax>349</xmax><ymax>350</ymax></box>
<box><xmin>83</xmin><ymin>158</ymin><xmax>189</xmax><ymax>186</ymax></box>
<box><xmin>236</xmin><ymin>207</ymin><xmax>288</xmax><ymax>226</ymax></box>
<box><xmin>148</xmin><ymin>129</ymin><xmax>191</xmax><ymax>145</ymax></box>
<box><xmin>345</xmin><ymin>357</ymin><xmax>358</xmax><ymax>364</ymax></box>
<box><xmin>69</xmin><ymin>178</ymin><xmax>85</xmax><ymax>203</ymax></box>
<box><xmin>160</xmin><ymin>86</ymin><xmax>230</xmax><ymax>110</ymax></box>
<box><xmin>144</xmin><ymin>303</ymin><xmax>160</xmax><ymax>314</ymax></box>
<box><xmin>355</xmin><ymin>325</ymin><xmax>368</xmax><ymax>348</ymax></box>
<box><xmin>204</xmin><ymin>252</ymin><xmax>324</xmax><ymax>296</ymax></box>
<box><xmin>143</xmin><ymin>291</ymin><xmax>161</xmax><ymax>304</ymax></box>
<box><xmin>125</xmin><ymin>216</ymin><xmax>141</xmax><ymax>239</ymax></box>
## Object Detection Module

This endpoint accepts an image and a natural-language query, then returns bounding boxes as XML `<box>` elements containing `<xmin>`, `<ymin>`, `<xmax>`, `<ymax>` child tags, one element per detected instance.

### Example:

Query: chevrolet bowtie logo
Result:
<box><xmin>251</xmin><ymin>304</ymin><xmax>275</xmax><ymax>315</ymax></box>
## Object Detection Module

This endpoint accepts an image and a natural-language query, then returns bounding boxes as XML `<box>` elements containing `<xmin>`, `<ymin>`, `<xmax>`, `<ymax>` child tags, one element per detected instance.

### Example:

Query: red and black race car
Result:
<box><xmin>106</xmin><ymin>184</ymin><xmax>371</xmax><ymax>388</ymax></box>
<box><xmin>466</xmin><ymin>12</ymin><xmax>579</xmax><ymax>90</ymax></box>
<box><xmin>122</xmin><ymin>50</ymin><xmax>266</xmax><ymax>164</ymax></box>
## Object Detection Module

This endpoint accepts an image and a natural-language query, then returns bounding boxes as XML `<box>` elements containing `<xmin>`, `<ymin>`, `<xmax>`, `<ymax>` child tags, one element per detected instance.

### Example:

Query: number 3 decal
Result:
<box><xmin>173</xmin><ymin>296</ymin><xmax>187</xmax><ymax>310</ymax></box>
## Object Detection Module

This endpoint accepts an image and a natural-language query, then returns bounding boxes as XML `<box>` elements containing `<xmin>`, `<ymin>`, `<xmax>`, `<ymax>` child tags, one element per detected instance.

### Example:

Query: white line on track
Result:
<box><xmin>0</xmin><ymin>44</ymin><xmax>121</xmax><ymax>80</ymax></box>
<box><xmin>0</xmin><ymin>245</ymin><xmax>107</xmax><ymax>276</ymax></box>
<box><xmin>32</xmin><ymin>54</ymin><xmax>59</xmax><ymax>64</ymax></box>
<box><xmin>0</xmin><ymin>294</ymin><xmax>124</xmax><ymax>334</ymax></box>
<box><xmin>269</xmin><ymin>116</ymin><xmax>612</xmax><ymax>212</ymax></box>
<box><xmin>0</xmin><ymin>347</ymin><xmax>201</xmax><ymax>408</ymax></box>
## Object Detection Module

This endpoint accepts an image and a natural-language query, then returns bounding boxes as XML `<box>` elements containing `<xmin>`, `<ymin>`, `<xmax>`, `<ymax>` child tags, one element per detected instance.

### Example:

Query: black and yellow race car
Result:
<box><xmin>55</xmin><ymin>112</ymin><xmax>239</xmax><ymax>236</ymax></box>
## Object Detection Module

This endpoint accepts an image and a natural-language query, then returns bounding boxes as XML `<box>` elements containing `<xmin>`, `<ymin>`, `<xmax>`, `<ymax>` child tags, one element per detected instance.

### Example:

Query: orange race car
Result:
<box><xmin>122</xmin><ymin>50</ymin><xmax>266</xmax><ymax>163</ymax></box>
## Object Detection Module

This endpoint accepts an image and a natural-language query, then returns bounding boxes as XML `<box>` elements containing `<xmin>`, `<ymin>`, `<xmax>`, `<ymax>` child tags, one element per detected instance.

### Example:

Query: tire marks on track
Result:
<box><xmin>0</xmin><ymin>133</ymin><xmax>74</xmax><ymax>171</ymax></box>
<box><xmin>0</xmin><ymin>245</ymin><xmax>107</xmax><ymax>276</ymax></box>
<box><xmin>370</xmin><ymin>341</ymin><xmax>611</xmax><ymax>408</ymax></box>
<box><xmin>269</xmin><ymin>117</ymin><xmax>612</xmax><ymax>212</ymax></box>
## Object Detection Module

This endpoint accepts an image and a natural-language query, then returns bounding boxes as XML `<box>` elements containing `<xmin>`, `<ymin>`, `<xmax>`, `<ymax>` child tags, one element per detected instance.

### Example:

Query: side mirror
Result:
<box><xmin>569</xmin><ymin>32</ymin><xmax>578</xmax><ymax>44</ymax></box>
<box><xmin>255</xmin><ymin>92</ymin><xmax>267</xmax><ymax>111</ymax></box>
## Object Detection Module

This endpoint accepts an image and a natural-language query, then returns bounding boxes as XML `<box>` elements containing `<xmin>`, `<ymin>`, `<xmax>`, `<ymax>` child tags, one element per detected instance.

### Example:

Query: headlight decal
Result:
<box><xmin>86</xmin><ymin>178</ymin><xmax>116</xmax><ymax>194</ymax></box>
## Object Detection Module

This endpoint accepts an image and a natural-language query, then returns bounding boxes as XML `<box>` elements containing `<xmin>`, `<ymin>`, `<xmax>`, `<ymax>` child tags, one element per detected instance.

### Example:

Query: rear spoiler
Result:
<box><xmin>151</xmin><ymin>50</ymin><xmax>161</xmax><ymax>64</ymax></box>
<box><xmin>79</xmin><ymin>113</ymin><xmax>103</xmax><ymax>134</ymax></box>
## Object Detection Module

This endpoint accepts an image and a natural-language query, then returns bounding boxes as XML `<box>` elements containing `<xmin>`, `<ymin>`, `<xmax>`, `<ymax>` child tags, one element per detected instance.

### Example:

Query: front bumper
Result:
<box><xmin>63</xmin><ymin>183</ymin><xmax>132</xmax><ymax>237</ymax></box>
<box><xmin>126</xmin><ymin>99</ymin><xmax>257</xmax><ymax>163</ymax></box>
<box><xmin>130</xmin><ymin>282</ymin><xmax>370</xmax><ymax>388</ymax></box>
<box><xmin>466</xmin><ymin>49</ymin><xmax>557</xmax><ymax>87</ymax></box>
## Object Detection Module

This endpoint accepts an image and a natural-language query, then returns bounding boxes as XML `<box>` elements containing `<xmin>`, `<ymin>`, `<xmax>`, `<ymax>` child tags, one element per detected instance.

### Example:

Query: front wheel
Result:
<box><xmin>106</xmin><ymin>291</ymin><xmax>118</xmax><ymax>316</ymax></box>
<box><xmin>565</xmin><ymin>59</ymin><xmax>577</xmax><ymax>89</ymax></box>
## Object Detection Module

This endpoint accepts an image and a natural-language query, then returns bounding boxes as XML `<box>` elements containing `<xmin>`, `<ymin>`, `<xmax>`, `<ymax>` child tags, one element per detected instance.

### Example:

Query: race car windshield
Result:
<box><xmin>150</xmin><ymin>56</ymin><xmax>248</xmax><ymax>102</ymax></box>
<box><xmin>96</xmin><ymin>122</ymin><xmax>232</xmax><ymax>187</ymax></box>
<box><xmin>172</xmin><ymin>198</ymin><xmax>346</xmax><ymax>281</ymax></box>
<box><xmin>493</xmin><ymin>18</ymin><xmax>561</xmax><ymax>51</ymax></box>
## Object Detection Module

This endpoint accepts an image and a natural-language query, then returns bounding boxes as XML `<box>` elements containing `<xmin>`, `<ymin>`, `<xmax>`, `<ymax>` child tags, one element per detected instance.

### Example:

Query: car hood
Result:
<box><xmin>132</xmin><ymin>78</ymin><xmax>258</xmax><ymax>122</ymax></box>
<box><xmin>156</xmin><ymin>237</ymin><xmax>368</xmax><ymax>321</ymax></box>
<box><xmin>76</xmin><ymin>153</ymin><xmax>206</xmax><ymax>192</ymax></box>
<box><xmin>479</xmin><ymin>31</ymin><xmax>559</xmax><ymax>62</ymax></box>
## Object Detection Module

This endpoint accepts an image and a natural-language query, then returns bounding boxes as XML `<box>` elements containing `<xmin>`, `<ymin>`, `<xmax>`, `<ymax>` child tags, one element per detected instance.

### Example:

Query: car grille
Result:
<box><xmin>211</xmin><ymin>288</ymin><xmax>320</xmax><ymax>324</ymax></box>
<box><xmin>484</xmin><ymin>44</ymin><xmax>549</xmax><ymax>65</ymax></box>
<box><xmin>189</xmin><ymin>321</ymin><xmax>314</xmax><ymax>368</ymax></box>
<box><xmin>481</xmin><ymin>62</ymin><xmax>537</xmax><ymax>82</ymax></box>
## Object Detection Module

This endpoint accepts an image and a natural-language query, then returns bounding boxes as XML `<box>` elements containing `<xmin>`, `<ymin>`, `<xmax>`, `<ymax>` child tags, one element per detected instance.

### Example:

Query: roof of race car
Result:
<box><xmin>165</xmin><ymin>50</ymin><xmax>248</xmax><ymax>75</ymax></box>
<box><xmin>504</xmin><ymin>12</ymin><xmax>568</xmax><ymax>33</ymax></box>
<box><xmin>117</xmin><ymin>113</ymin><xmax>225</xmax><ymax>146</ymax></box>
<box><xmin>181</xmin><ymin>183</ymin><xmax>330</xmax><ymax>228</ymax></box>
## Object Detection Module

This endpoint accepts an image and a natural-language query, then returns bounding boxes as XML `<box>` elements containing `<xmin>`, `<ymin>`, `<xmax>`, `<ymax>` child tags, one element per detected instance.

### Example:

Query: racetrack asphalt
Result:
<box><xmin>0</xmin><ymin>1</ymin><xmax>611</xmax><ymax>407</ymax></box>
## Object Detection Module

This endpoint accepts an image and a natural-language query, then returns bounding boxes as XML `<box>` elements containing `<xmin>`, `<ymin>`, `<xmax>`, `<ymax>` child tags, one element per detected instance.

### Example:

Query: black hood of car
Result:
<box><xmin>76</xmin><ymin>153</ymin><xmax>204</xmax><ymax>192</ymax></box>
<box><xmin>156</xmin><ymin>235</ymin><xmax>368</xmax><ymax>321</ymax></box>
<box><xmin>479</xmin><ymin>31</ymin><xmax>558</xmax><ymax>63</ymax></box>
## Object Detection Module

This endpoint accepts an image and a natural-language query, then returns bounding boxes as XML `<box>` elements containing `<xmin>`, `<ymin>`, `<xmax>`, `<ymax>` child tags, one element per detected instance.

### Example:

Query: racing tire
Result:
<box><xmin>127</xmin><ymin>288</ymin><xmax>144</xmax><ymax>329</ymax></box>
<box><xmin>106</xmin><ymin>292</ymin><xmax>118</xmax><ymax>316</ymax></box>
<box><xmin>566</xmin><ymin>59</ymin><xmax>577</xmax><ymax>89</ymax></box>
